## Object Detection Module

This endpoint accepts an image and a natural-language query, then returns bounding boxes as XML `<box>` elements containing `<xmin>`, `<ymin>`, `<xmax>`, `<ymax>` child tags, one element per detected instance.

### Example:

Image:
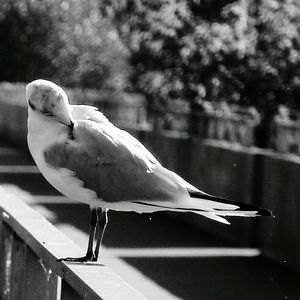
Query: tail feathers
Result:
<box><xmin>132</xmin><ymin>192</ymin><xmax>272</xmax><ymax>225</ymax></box>
<box><xmin>195</xmin><ymin>212</ymin><xmax>231</xmax><ymax>225</ymax></box>
<box><xmin>189</xmin><ymin>191</ymin><xmax>272</xmax><ymax>217</ymax></box>
<box><xmin>133</xmin><ymin>200</ymin><xmax>231</xmax><ymax>224</ymax></box>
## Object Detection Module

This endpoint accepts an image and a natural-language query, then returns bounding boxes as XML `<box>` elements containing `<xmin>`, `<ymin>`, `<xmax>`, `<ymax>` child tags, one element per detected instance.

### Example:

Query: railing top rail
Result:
<box><xmin>0</xmin><ymin>186</ymin><xmax>146</xmax><ymax>300</ymax></box>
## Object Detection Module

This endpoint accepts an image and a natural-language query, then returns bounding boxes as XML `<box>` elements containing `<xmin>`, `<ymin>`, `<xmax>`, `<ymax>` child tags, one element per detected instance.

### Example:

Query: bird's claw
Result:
<box><xmin>58</xmin><ymin>253</ymin><xmax>97</xmax><ymax>262</ymax></box>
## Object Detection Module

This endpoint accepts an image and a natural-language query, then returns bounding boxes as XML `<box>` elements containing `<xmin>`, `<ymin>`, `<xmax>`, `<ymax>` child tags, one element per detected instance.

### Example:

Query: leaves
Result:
<box><xmin>102</xmin><ymin>0</ymin><xmax>300</xmax><ymax>110</ymax></box>
<box><xmin>1</xmin><ymin>0</ymin><xmax>300</xmax><ymax>111</ymax></box>
<box><xmin>0</xmin><ymin>0</ymin><xmax>130</xmax><ymax>90</ymax></box>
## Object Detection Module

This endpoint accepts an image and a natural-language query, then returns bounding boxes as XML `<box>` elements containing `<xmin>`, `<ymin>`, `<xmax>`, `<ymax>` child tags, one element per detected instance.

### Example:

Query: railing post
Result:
<box><xmin>0</xmin><ymin>220</ymin><xmax>59</xmax><ymax>300</ymax></box>
<box><xmin>0</xmin><ymin>222</ymin><xmax>13</xmax><ymax>300</ymax></box>
<box><xmin>9</xmin><ymin>232</ymin><xmax>27</xmax><ymax>300</ymax></box>
<box><xmin>0</xmin><ymin>212</ymin><xmax>3</xmax><ymax>297</ymax></box>
<box><xmin>61</xmin><ymin>281</ymin><xmax>84</xmax><ymax>300</ymax></box>
<box><xmin>22</xmin><ymin>247</ymin><xmax>59</xmax><ymax>300</ymax></box>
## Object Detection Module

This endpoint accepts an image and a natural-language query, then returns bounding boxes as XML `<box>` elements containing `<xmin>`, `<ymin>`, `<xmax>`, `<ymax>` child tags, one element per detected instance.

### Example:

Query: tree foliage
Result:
<box><xmin>0</xmin><ymin>0</ymin><xmax>130</xmax><ymax>90</ymax></box>
<box><xmin>101</xmin><ymin>0</ymin><xmax>300</xmax><ymax>110</ymax></box>
<box><xmin>1</xmin><ymin>0</ymin><xmax>300</xmax><ymax>110</ymax></box>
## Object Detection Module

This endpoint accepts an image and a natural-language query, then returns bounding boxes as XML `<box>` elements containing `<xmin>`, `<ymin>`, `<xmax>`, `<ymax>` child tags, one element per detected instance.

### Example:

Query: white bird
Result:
<box><xmin>26</xmin><ymin>79</ymin><xmax>271</xmax><ymax>262</ymax></box>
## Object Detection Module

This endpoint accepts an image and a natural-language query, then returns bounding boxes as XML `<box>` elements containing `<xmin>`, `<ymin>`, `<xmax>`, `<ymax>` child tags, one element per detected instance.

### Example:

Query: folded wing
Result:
<box><xmin>45</xmin><ymin>105</ymin><xmax>272</xmax><ymax>224</ymax></box>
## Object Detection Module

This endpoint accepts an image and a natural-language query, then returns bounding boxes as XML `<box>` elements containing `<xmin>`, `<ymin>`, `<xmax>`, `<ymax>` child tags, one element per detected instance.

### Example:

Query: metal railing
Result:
<box><xmin>151</xmin><ymin>110</ymin><xmax>260</xmax><ymax>147</ymax></box>
<box><xmin>270</xmin><ymin>120</ymin><xmax>300</xmax><ymax>155</ymax></box>
<box><xmin>0</xmin><ymin>186</ymin><xmax>145</xmax><ymax>300</ymax></box>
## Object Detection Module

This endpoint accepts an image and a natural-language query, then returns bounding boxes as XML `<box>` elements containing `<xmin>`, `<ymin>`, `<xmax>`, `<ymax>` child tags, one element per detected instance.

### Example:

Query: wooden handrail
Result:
<box><xmin>0</xmin><ymin>186</ymin><xmax>146</xmax><ymax>300</ymax></box>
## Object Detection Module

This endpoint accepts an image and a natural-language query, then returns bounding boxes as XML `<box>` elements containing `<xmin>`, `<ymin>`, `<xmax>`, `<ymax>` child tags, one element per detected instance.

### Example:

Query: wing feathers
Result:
<box><xmin>70</xmin><ymin>105</ymin><xmax>110</xmax><ymax>124</ymax></box>
<box><xmin>47</xmin><ymin>104</ymin><xmax>272</xmax><ymax>222</ymax></box>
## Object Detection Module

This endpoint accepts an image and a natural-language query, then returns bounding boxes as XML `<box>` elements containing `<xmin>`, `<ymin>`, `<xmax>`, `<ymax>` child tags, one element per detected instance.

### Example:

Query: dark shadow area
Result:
<box><xmin>123</xmin><ymin>256</ymin><xmax>300</xmax><ymax>300</ymax></box>
<box><xmin>40</xmin><ymin>203</ymin><xmax>300</xmax><ymax>299</ymax></box>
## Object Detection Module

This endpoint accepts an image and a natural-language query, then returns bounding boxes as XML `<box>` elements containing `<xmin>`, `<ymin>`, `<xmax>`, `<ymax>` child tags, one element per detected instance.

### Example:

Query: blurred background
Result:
<box><xmin>1</xmin><ymin>0</ymin><xmax>300</xmax><ymax>299</ymax></box>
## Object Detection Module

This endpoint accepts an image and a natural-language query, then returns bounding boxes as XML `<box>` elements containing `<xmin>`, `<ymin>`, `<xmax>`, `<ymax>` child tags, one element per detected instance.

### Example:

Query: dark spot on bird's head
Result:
<box><xmin>28</xmin><ymin>100</ymin><xmax>36</xmax><ymax>111</ymax></box>
<box><xmin>26</xmin><ymin>79</ymin><xmax>74</xmax><ymax>127</ymax></box>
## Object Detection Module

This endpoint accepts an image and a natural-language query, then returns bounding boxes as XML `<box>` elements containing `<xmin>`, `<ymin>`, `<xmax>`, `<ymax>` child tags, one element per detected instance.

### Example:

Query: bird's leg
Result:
<box><xmin>84</xmin><ymin>207</ymin><xmax>98</xmax><ymax>260</ymax></box>
<box><xmin>92</xmin><ymin>208</ymin><xmax>108</xmax><ymax>262</ymax></box>
<box><xmin>59</xmin><ymin>207</ymin><xmax>97</xmax><ymax>262</ymax></box>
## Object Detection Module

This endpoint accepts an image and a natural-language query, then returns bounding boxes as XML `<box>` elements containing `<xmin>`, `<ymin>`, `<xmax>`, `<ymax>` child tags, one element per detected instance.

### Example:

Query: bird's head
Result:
<box><xmin>26</xmin><ymin>79</ymin><xmax>74</xmax><ymax>128</ymax></box>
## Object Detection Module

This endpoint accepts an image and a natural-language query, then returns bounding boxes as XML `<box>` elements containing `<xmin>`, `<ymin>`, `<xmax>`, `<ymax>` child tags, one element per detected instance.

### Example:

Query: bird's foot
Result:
<box><xmin>58</xmin><ymin>253</ymin><xmax>97</xmax><ymax>262</ymax></box>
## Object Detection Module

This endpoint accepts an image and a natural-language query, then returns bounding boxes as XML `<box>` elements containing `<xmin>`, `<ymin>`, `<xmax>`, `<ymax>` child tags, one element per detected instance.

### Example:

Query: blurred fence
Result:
<box><xmin>270</xmin><ymin>118</ymin><xmax>300</xmax><ymax>155</ymax></box>
<box><xmin>129</xmin><ymin>131</ymin><xmax>300</xmax><ymax>274</ymax></box>
<box><xmin>152</xmin><ymin>101</ymin><xmax>300</xmax><ymax>156</ymax></box>
<box><xmin>153</xmin><ymin>109</ymin><xmax>259</xmax><ymax>147</ymax></box>
<box><xmin>67</xmin><ymin>88</ymin><xmax>149</xmax><ymax>130</ymax></box>
<box><xmin>0</xmin><ymin>186</ymin><xmax>145</xmax><ymax>300</ymax></box>
<box><xmin>1</xmin><ymin>82</ymin><xmax>300</xmax><ymax>155</ymax></box>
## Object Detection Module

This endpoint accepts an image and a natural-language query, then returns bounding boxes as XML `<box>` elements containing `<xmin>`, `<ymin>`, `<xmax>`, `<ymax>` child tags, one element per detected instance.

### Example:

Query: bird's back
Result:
<box><xmin>28</xmin><ymin>104</ymin><xmax>189</xmax><ymax>207</ymax></box>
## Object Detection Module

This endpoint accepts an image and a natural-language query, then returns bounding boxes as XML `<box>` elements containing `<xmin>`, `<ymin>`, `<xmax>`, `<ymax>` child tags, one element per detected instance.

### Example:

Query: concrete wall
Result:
<box><xmin>258</xmin><ymin>153</ymin><xmax>300</xmax><ymax>272</ymax></box>
<box><xmin>136</xmin><ymin>132</ymin><xmax>263</xmax><ymax>246</ymax></box>
<box><xmin>187</xmin><ymin>140</ymin><xmax>260</xmax><ymax>246</ymax></box>
<box><xmin>133</xmin><ymin>129</ymin><xmax>300</xmax><ymax>273</ymax></box>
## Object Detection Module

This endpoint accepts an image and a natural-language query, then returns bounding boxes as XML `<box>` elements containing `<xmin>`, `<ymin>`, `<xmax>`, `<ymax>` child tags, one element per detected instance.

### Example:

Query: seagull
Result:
<box><xmin>26</xmin><ymin>79</ymin><xmax>271</xmax><ymax>262</ymax></box>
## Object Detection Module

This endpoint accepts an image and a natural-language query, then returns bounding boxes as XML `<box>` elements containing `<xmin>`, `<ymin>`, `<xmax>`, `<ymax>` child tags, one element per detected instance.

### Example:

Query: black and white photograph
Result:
<box><xmin>0</xmin><ymin>1</ymin><xmax>300</xmax><ymax>299</ymax></box>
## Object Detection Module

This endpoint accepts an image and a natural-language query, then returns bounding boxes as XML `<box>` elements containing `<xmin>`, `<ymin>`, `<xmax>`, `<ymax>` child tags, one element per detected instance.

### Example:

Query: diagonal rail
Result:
<box><xmin>0</xmin><ymin>186</ymin><xmax>146</xmax><ymax>300</ymax></box>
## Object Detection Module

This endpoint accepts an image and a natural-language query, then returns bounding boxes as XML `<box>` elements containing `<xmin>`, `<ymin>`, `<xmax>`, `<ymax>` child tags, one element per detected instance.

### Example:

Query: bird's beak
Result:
<box><xmin>60</xmin><ymin>117</ymin><xmax>74</xmax><ymax>129</ymax></box>
<box><xmin>56</xmin><ymin>112</ymin><xmax>74</xmax><ymax>129</ymax></box>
